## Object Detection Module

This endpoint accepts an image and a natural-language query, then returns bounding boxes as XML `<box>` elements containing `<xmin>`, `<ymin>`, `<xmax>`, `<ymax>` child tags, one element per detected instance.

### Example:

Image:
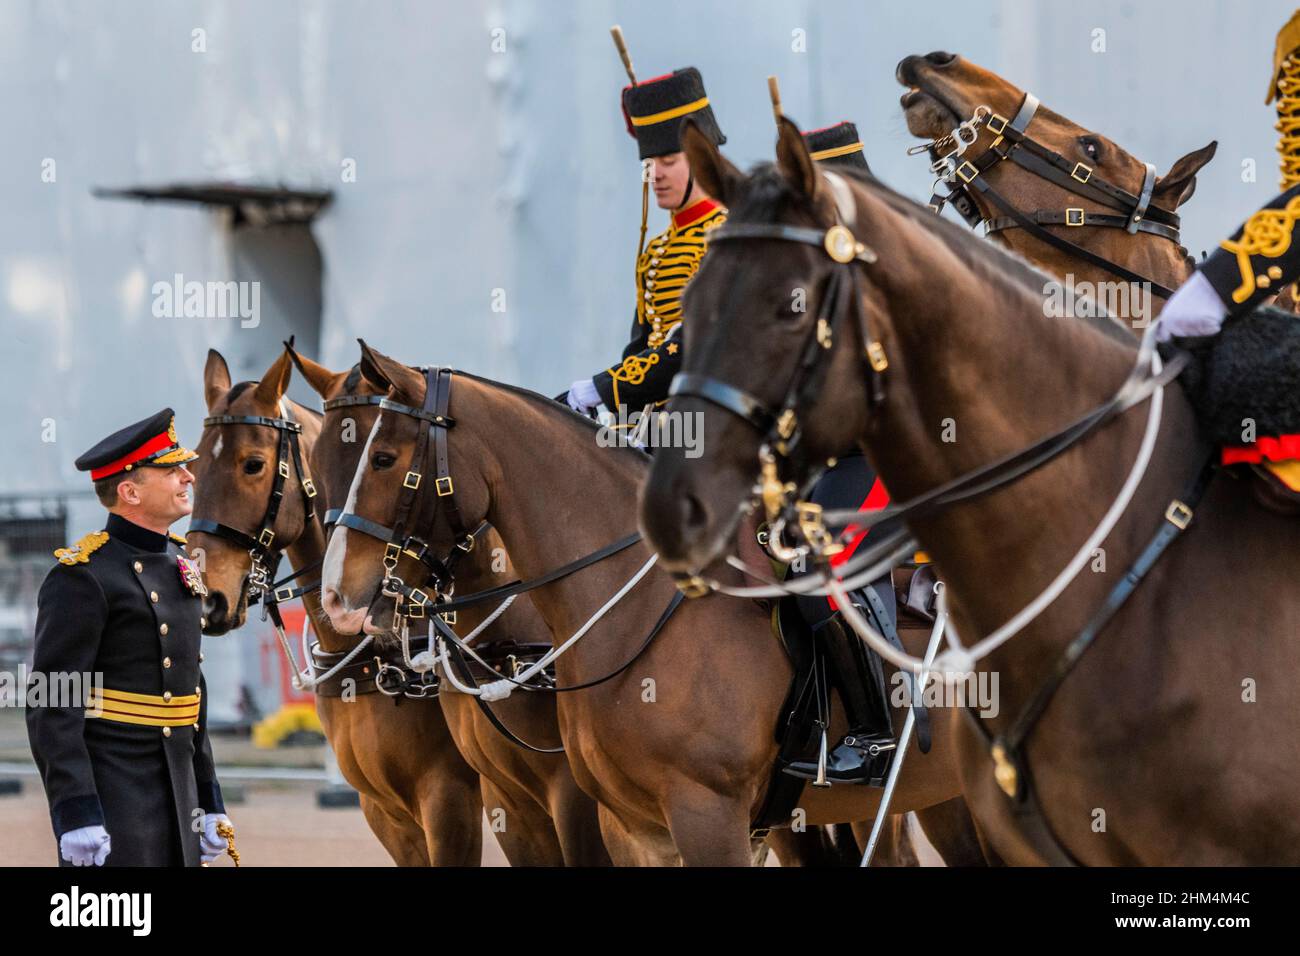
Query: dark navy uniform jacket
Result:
<box><xmin>27</xmin><ymin>512</ymin><xmax>224</xmax><ymax>866</ymax></box>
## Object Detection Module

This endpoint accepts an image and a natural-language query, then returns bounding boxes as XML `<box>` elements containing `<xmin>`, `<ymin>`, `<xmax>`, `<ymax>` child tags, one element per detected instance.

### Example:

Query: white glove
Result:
<box><xmin>60</xmin><ymin>825</ymin><xmax>111</xmax><ymax>866</ymax></box>
<box><xmin>565</xmin><ymin>378</ymin><xmax>601</xmax><ymax>413</ymax></box>
<box><xmin>1155</xmin><ymin>271</ymin><xmax>1227</xmax><ymax>342</ymax></box>
<box><xmin>200</xmin><ymin>813</ymin><xmax>232</xmax><ymax>863</ymax></box>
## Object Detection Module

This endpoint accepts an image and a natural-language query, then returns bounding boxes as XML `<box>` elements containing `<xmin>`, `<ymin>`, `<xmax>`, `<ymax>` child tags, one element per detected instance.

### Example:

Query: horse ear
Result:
<box><xmin>286</xmin><ymin>342</ymin><xmax>343</xmax><ymax>399</ymax></box>
<box><xmin>357</xmin><ymin>340</ymin><xmax>423</xmax><ymax>402</ymax></box>
<box><xmin>682</xmin><ymin>118</ymin><xmax>742</xmax><ymax>207</ymax></box>
<box><xmin>203</xmin><ymin>349</ymin><xmax>232</xmax><ymax>412</ymax></box>
<box><xmin>1152</xmin><ymin>140</ymin><xmax>1217</xmax><ymax>209</ymax></box>
<box><xmin>357</xmin><ymin>339</ymin><xmax>393</xmax><ymax>391</ymax></box>
<box><xmin>252</xmin><ymin>349</ymin><xmax>293</xmax><ymax>410</ymax></box>
<box><xmin>775</xmin><ymin>115</ymin><xmax>820</xmax><ymax>204</ymax></box>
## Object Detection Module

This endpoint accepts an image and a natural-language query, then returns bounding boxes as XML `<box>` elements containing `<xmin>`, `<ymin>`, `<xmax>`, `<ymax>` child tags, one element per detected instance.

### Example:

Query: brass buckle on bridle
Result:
<box><xmin>758</xmin><ymin>447</ymin><xmax>796</xmax><ymax>524</ymax></box>
<box><xmin>795</xmin><ymin>501</ymin><xmax>844</xmax><ymax>558</ymax></box>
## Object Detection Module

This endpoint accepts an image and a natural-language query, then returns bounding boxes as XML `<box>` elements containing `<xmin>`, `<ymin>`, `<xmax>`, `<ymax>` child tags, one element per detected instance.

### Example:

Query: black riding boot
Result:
<box><xmin>784</xmin><ymin>613</ymin><xmax>897</xmax><ymax>785</ymax></box>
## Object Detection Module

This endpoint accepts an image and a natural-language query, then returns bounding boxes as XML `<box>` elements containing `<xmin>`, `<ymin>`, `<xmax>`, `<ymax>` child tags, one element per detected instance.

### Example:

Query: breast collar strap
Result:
<box><xmin>927</xmin><ymin>92</ymin><xmax>1181</xmax><ymax>299</ymax></box>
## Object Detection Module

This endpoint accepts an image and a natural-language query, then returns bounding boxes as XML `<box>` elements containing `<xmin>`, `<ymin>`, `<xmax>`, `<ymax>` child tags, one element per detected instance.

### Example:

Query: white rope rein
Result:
<box><xmin>829</xmin><ymin>344</ymin><xmax>1168</xmax><ymax>676</ymax></box>
<box><xmin>440</xmin><ymin>553</ymin><xmax>660</xmax><ymax>700</ymax></box>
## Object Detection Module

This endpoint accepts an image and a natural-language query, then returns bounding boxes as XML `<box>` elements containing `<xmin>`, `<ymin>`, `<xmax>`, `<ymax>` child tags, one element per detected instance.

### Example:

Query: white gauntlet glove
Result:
<box><xmin>565</xmin><ymin>379</ymin><xmax>601</xmax><ymax>414</ymax></box>
<box><xmin>60</xmin><ymin>825</ymin><xmax>111</xmax><ymax>866</ymax></box>
<box><xmin>200</xmin><ymin>813</ymin><xmax>232</xmax><ymax>864</ymax></box>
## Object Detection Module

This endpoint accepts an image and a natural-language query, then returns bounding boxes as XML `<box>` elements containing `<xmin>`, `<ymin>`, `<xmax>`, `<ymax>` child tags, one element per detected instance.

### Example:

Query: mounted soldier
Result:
<box><xmin>26</xmin><ymin>409</ymin><xmax>233</xmax><ymax>866</ymax></box>
<box><xmin>765</xmin><ymin>121</ymin><xmax>905</xmax><ymax>787</ymax></box>
<box><xmin>1153</xmin><ymin>15</ymin><xmax>1300</xmax><ymax>508</ymax></box>
<box><xmin>562</xmin><ymin>32</ymin><xmax>727</xmax><ymax>417</ymax></box>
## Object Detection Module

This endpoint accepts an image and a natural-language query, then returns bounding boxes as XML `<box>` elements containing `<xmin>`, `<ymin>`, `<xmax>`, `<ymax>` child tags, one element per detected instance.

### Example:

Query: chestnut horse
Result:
<box><xmin>641</xmin><ymin>117</ymin><xmax>1300</xmax><ymax>864</ymax></box>
<box><xmin>897</xmin><ymin>50</ymin><xmax>1216</xmax><ymax>317</ymax></box>
<box><xmin>189</xmin><ymin>349</ymin><xmax>484</xmax><ymax>865</ymax></box>
<box><xmin>318</xmin><ymin>343</ymin><xmax>972</xmax><ymax>867</ymax></box>
<box><xmin>287</xmin><ymin>346</ymin><xmax>611</xmax><ymax>866</ymax></box>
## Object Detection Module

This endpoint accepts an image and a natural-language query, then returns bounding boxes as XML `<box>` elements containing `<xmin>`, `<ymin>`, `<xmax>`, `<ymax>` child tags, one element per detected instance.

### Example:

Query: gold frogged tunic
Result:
<box><xmin>592</xmin><ymin>197</ymin><xmax>726</xmax><ymax>410</ymax></box>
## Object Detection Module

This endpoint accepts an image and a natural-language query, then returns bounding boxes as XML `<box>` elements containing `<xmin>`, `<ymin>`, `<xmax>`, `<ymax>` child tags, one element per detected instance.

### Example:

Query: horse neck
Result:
<box><xmin>279</xmin><ymin>400</ymin><xmax>352</xmax><ymax>655</ymax></box>
<box><xmin>860</xmin><ymin>205</ymin><xmax>1150</xmax><ymax>636</ymax></box>
<box><xmin>459</xmin><ymin>381</ymin><xmax>656</xmax><ymax>643</ymax></box>
<box><xmin>995</xmin><ymin>230</ymin><xmax>1192</xmax><ymax>315</ymax></box>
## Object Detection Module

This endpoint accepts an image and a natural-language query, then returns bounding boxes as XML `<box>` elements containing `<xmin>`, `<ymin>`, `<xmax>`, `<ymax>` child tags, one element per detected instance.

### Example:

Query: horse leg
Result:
<box><xmin>855</xmin><ymin>814</ymin><xmax>922</xmax><ymax>867</ymax></box>
<box><xmin>913</xmin><ymin>795</ymin><xmax>996</xmax><ymax>866</ymax></box>
<box><xmin>481</xmin><ymin>781</ymin><xmax>567</xmax><ymax>866</ymax></box>
<box><xmin>663</xmin><ymin>786</ymin><xmax>755</xmax><ymax>866</ymax></box>
<box><xmin>547</xmin><ymin>775</ymin><xmax>613</xmax><ymax>866</ymax></box>
<box><xmin>765</xmin><ymin>825</ymin><xmax>859</xmax><ymax>866</ymax></box>
<box><xmin>597</xmin><ymin>805</ymin><xmax>680</xmax><ymax>866</ymax></box>
<box><xmin>359</xmin><ymin>795</ymin><xmax>430</xmax><ymax>866</ymax></box>
<box><xmin>416</xmin><ymin>762</ymin><xmax>484</xmax><ymax>866</ymax></box>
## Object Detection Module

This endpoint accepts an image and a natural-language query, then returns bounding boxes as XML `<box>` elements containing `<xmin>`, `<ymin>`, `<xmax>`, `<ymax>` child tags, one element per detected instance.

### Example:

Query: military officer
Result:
<box><xmin>27</xmin><ymin>409</ymin><xmax>233</xmax><ymax>866</ymax></box>
<box><xmin>563</xmin><ymin>66</ymin><xmax>728</xmax><ymax>415</ymax></box>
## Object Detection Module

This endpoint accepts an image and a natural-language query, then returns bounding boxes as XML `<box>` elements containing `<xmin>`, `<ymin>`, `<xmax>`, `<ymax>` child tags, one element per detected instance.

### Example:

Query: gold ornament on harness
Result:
<box><xmin>796</xmin><ymin>501</ymin><xmax>843</xmax><ymax>558</ymax></box>
<box><xmin>823</xmin><ymin>225</ymin><xmax>859</xmax><ymax>263</ymax></box>
<box><xmin>675</xmin><ymin>575</ymin><xmax>710</xmax><ymax>598</ymax></box>
<box><xmin>991</xmin><ymin>742</ymin><xmax>1019</xmax><ymax>798</ymax></box>
<box><xmin>759</xmin><ymin>453</ymin><xmax>796</xmax><ymax>523</ymax></box>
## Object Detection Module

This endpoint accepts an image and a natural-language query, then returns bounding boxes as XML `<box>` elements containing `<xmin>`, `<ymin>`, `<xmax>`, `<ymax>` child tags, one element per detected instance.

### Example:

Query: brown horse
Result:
<box><xmin>897</xmin><ymin>50</ymin><xmax>1215</xmax><ymax>313</ymax></box>
<box><xmin>641</xmin><ymin>117</ymin><xmax>1300</xmax><ymax>864</ymax></box>
<box><xmin>288</xmin><ymin>346</ymin><xmax>611</xmax><ymax>866</ymax></box>
<box><xmin>317</xmin><ymin>343</ymin><xmax>974</xmax><ymax>866</ymax></box>
<box><xmin>189</xmin><ymin>348</ymin><xmax>485</xmax><ymax>865</ymax></box>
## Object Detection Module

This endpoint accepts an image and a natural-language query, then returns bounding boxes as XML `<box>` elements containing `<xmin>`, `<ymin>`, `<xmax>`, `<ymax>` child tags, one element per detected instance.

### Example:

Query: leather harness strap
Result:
<box><xmin>928</xmin><ymin>92</ymin><xmax>1182</xmax><ymax>299</ymax></box>
<box><xmin>961</xmin><ymin>453</ymin><xmax>1216</xmax><ymax>865</ymax></box>
<box><xmin>190</xmin><ymin>403</ymin><xmax>320</xmax><ymax>603</ymax></box>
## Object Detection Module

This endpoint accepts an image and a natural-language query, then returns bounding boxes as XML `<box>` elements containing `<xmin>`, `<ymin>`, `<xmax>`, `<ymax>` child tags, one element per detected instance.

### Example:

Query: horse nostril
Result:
<box><xmin>203</xmin><ymin>594</ymin><xmax>227</xmax><ymax>630</ymax></box>
<box><xmin>682</xmin><ymin>492</ymin><xmax>710</xmax><ymax>538</ymax></box>
<box><xmin>321</xmin><ymin>587</ymin><xmax>342</xmax><ymax>618</ymax></box>
<box><xmin>925</xmin><ymin>50</ymin><xmax>957</xmax><ymax>67</ymax></box>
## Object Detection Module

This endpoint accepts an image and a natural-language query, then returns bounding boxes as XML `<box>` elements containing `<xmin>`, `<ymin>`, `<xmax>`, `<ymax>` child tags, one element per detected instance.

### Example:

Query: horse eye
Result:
<box><xmin>242</xmin><ymin>459</ymin><xmax>264</xmax><ymax>475</ymax></box>
<box><xmin>1078</xmin><ymin>136</ymin><xmax>1100</xmax><ymax>160</ymax></box>
<box><xmin>371</xmin><ymin>452</ymin><xmax>396</xmax><ymax>470</ymax></box>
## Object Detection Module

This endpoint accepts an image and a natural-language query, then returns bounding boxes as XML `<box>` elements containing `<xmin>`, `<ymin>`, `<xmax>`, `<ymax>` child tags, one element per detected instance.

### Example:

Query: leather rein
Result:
<box><xmin>329</xmin><ymin>368</ymin><xmax>684</xmax><ymax>752</ymax></box>
<box><xmin>667</xmin><ymin>167</ymin><xmax>1213</xmax><ymax>865</ymax></box>
<box><xmin>923</xmin><ymin>92</ymin><xmax>1183</xmax><ymax>299</ymax></box>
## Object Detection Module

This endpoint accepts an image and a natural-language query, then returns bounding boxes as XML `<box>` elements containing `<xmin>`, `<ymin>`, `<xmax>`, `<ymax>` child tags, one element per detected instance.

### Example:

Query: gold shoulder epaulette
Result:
<box><xmin>54</xmin><ymin>530</ymin><xmax>110</xmax><ymax>566</ymax></box>
<box><xmin>169</xmin><ymin>533</ymin><xmax>188</xmax><ymax>547</ymax></box>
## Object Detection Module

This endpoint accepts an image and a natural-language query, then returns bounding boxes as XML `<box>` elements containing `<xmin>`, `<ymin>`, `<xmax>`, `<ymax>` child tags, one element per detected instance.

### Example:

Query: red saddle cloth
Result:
<box><xmin>1221</xmin><ymin>434</ymin><xmax>1300</xmax><ymax>511</ymax></box>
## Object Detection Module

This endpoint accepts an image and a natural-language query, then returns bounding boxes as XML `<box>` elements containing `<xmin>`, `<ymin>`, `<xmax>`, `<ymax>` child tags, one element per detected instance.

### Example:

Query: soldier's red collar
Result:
<box><xmin>672</xmin><ymin>198</ymin><xmax>722</xmax><ymax>229</ymax></box>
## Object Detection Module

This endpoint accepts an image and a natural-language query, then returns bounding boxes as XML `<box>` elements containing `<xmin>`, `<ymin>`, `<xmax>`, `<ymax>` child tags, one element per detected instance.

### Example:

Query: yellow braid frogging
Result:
<box><xmin>1277</xmin><ymin>53</ymin><xmax>1300</xmax><ymax>189</ymax></box>
<box><xmin>1219</xmin><ymin>194</ymin><xmax>1300</xmax><ymax>303</ymax></box>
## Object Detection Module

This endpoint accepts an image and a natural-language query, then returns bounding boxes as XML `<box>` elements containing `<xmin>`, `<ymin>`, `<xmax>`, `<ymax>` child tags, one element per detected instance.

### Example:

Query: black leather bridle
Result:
<box><xmin>670</xmin><ymin>220</ymin><xmax>882</xmax><ymax>460</ymax></box>
<box><xmin>330</xmin><ymin>367</ymin><xmax>482</xmax><ymax>628</ymax></box>
<box><xmin>190</xmin><ymin>404</ymin><xmax>318</xmax><ymax>606</ymax></box>
<box><xmin>926</xmin><ymin>92</ymin><xmax>1183</xmax><ymax>299</ymax></box>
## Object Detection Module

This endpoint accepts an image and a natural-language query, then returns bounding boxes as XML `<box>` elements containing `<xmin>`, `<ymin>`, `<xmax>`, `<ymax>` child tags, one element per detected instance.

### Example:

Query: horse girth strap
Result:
<box><xmin>931</xmin><ymin>91</ymin><xmax>1181</xmax><ymax>299</ymax></box>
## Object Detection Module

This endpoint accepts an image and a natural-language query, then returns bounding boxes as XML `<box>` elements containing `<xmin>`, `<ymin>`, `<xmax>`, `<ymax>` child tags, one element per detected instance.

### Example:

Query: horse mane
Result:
<box><xmin>225</xmin><ymin>379</ymin><xmax>322</xmax><ymax>425</ymax></box>
<box><xmin>731</xmin><ymin>163</ymin><xmax>1137</xmax><ymax>350</ymax></box>
<box><xmin>452</xmin><ymin>370</ymin><xmax>651</xmax><ymax>466</ymax></box>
